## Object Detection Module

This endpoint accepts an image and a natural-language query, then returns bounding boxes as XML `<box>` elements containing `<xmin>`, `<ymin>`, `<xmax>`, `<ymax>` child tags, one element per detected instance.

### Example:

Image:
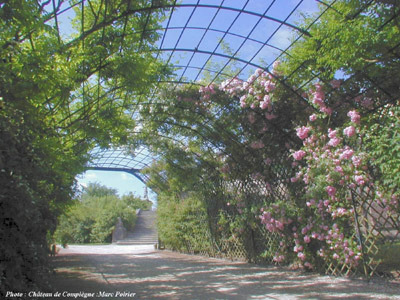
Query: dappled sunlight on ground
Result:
<box><xmin>49</xmin><ymin>245</ymin><xmax>400</xmax><ymax>300</ymax></box>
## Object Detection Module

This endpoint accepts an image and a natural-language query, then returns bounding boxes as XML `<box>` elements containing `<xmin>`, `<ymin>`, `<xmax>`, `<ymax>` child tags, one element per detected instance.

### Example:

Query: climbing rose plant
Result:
<box><xmin>198</xmin><ymin>64</ymin><xmax>399</xmax><ymax>271</ymax></box>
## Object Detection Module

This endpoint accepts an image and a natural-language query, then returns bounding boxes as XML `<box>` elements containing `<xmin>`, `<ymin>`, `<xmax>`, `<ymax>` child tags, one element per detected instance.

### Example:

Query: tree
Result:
<box><xmin>281</xmin><ymin>0</ymin><xmax>400</xmax><ymax>196</ymax></box>
<box><xmin>122</xmin><ymin>192</ymin><xmax>152</xmax><ymax>211</ymax></box>
<box><xmin>81</xmin><ymin>182</ymin><xmax>118</xmax><ymax>199</ymax></box>
<box><xmin>0</xmin><ymin>0</ymin><xmax>172</xmax><ymax>295</ymax></box>
<box><xmin>55</xmin><ymin>195</ymin><xmax>137</xmax><ymax>245</ymax></box>
<box><xmin>55</xmin><ymin>183</ymin><xmax>155</xmax><ymax>244</ymax></box>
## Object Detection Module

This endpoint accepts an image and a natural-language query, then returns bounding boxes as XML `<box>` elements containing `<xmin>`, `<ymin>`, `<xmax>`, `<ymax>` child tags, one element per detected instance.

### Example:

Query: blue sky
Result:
<box><xmin>77</xmin><ymin>170</ymin><xmax>146</xmax><ymax>196</ymax></box>
<box><xmin>77</xmin><ymin>170</ymin><xmax>157</xmax><ymax>205</ymax></box>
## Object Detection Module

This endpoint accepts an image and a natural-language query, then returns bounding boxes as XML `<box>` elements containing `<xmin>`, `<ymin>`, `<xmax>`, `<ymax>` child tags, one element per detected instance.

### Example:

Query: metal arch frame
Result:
<box><xmin>86</xmin><ymin>166</ymin><xmax>149</xmax><ymax>184</ymax></box>
<box><xmin>86</xmin><ymin>147</ymin><xmax>155</xmax><ymax>184</ymax></box>
<box><xmin>157</xmin><ymin>4</ymin><xmax>311</xmax><ymax>37</ymax></box>
<box><xmin>156</xmin><ymin>48</ymin><xmax>272</xmax><ymax>72</ymax></box>
<box><xmin>48</xmin><ymin>2</ymin><xmax>311</xmax><ymax>37</ymax></box>
<box><xmin>40</xmin><ymin>0</ymin><xmax>400</xmax><ymax>180</ymax></box>
<box><xmin>47</xmin><ymin>1</ymin><xmax>310</xmax><ymax>84</ymax></box>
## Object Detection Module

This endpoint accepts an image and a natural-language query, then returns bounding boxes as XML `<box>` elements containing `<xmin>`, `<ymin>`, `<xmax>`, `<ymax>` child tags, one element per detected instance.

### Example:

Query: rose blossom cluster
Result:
<box><xmin>260</xmin><ymin>206</ymin><xmax>293</xmax><ymax>234</ymax></box>
<box><xmin>219</xmin><ymin>66</ymin><xmax>282</xmax><ymax>153</ymax></box>
<box><xmin>225</xmin><ymin>77</ymin><xmax>370</xmax><ymax>269</ymax></box>
<box><xmin>215</xmin><ymin>69</ymin><xmax>397</xmax><ymax>271</ymax></box>
<box><xmin>289</xmin><ymin>216</ymin><xmax>364</xmax><ymax>269</ymax></box>
<box><xmin>220</xmin><ymin>66</ymin><xmax>279</xmax><ymax>112</ymax></box>
<box><xmin>310</xmin><ymin>83</ymin><xmax>332</xmax><ymax>115</ymax></box>
<box><xmin>219</xmin><ymin>77</ymin><xmax>245</xmax><ymax>96</ymax></box>
<box><xmin>296</xmin><ymin>126</ymin><xmax>310</xmax><ymax>140</ymax></box>
<box><xmin>283</xmin><ymin>84</ymin><xmax>375</xmax><ymax>268</ymax></box>
<box><xmin>260</xmin><ymin>205</ymin><xmax>294</xmax><ymax>264</ymax></box>
<box><xmin>319</xmin><ymin>224</ymin><xmax>362</xmax><ymax>266</ymax></box>
<box><xmin>199</xmin><ymin>84</ymin><xmax>216</xmax><ymax>101</ymax></box>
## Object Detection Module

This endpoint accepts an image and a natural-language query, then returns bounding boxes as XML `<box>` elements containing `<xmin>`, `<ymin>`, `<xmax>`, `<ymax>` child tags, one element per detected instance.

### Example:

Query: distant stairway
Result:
<box><xmin>116</xmin><ymin>210</ymin><xmax>158</xmax><ymax>245</ymax></box>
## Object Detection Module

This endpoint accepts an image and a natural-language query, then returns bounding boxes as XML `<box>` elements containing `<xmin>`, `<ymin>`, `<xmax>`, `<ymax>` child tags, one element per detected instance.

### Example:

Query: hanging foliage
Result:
<box><xmin>0</xmin><ymin>0</ymin><xmax>172</xmax><ymax>295</ymax></box>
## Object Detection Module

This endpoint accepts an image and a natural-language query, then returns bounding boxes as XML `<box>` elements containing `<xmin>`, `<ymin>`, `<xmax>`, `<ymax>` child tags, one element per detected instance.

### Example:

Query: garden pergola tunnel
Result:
<box><xmin>76</xmin><ymin>0</ymin><xmax>400</xmax><ymax>279</ymax></box>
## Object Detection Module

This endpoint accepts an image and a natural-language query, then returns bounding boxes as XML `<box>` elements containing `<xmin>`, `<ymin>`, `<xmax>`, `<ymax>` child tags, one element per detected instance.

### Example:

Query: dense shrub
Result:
<box><xmin>157</xmin><ymin>192</ymin><xmax>212</xmax><ymax>253</ymax></box>
<box><xmin>0</xmin><ymin>106</ymin><xmax>76</xmax><ymax>295</ymax></box>
<box><xmin>54</xmin><ymin>183</ymin><xmax>151</xmax><ymax>244</ymax></box>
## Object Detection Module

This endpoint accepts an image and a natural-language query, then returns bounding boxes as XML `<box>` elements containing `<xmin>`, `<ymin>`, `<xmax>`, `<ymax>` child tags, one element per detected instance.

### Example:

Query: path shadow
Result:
<box><xmin>49</xmin><ymin>250</ymin><xmax>400</xmax><ymax>300</ymax></box>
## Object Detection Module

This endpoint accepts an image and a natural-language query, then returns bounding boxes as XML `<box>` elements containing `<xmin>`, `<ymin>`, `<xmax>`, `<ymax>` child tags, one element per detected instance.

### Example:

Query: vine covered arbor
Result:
<box><xmin>1</xmin><ymin>0</ymin><xmax>399</xmax><ymax>295</ymax></box>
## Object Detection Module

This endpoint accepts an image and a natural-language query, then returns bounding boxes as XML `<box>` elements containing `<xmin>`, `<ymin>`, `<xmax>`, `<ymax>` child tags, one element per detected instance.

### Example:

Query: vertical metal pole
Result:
<box><xmin>351</xmin><ymin>191</ymin><xmax>369</xmax><ymax>279</ymax></box>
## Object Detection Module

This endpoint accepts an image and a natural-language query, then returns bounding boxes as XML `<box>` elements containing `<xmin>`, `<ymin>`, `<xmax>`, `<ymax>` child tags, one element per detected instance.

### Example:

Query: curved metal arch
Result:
<box><xmin>133</xmin><ymin>116</ymin><xmax>242</xmax><ymax>158</ymax></box>
<box><xmin>86</xmin><ymin>166</ymin><xmax>149</xmax><ymax>184</ymax></box>
<box><xmin>50</xmin><ymin>1</ymin><xmax>311</xmax><ymax>33</ymax></box>
<box><xmin>47</xmin><ymin>1</ymin><xmax>315</xmax><ymax>90</ymax></box>
<box><xmin>85</xmin><ymin>121</ymin><xmax>229</xmax><ymax>185</ymax></box>
<box><xmin>156</xmin><ymin>4</ymin><xmax>311</xmax><ymax>37</ymax></box>
<box><xmin>86</xmin><ymin>147</ymin><xmax>156</xmax><ymax>184</ymax></box>
<box><xmin>46</xmin><ymin>0</ymin><xmax>326</xmax><ymax>180</ymax></box>
<box><xmin>156</xmin><ymin>48</ymin><xmax>272</xmax><ymax>73</ymax></box>
<box><xmin>166</xmin><ymin>26</ymin><xmax>290</xmax><ymax>55</ymax></box>
<box><xmin>52</xmin><ymin>2</ymin><xmax>310</xmax><ymax>35</ymax></box>
<box><xmin>115</xmin><ymin>25</ymin><xmax>290</xmax><ymax>57</ymax></box>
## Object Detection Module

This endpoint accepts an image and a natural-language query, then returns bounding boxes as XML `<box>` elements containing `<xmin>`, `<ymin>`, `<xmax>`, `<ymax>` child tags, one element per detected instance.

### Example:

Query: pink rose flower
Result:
<box><xmin>264</xmin><ymin>81</ymin><xmax>276</xmax><ymax>92</ymax></box>
<box><xmin>260</xmin><ymin>100</ymin><xmax>269</xmax><ymax>110</ymax></box>
<box><xmin>293</xmin><ymin>150</ymin><xmax>306</xmax><ymax>161</ymax></box>
<box><xmin>347</xmin><ymin>110</ymin><xmax>360</xmax><ymax>124</ymax></box>
<box><xmin>296</xmin><ymin>126</ymin><xmax>310</xmax><ymax>140</ymax></box>
<box><xmin>272</xmin><ymin>60</ymin><xmax>281</xmax><ymax>71</ymax></box>
<box><xmin>313</xmin><ymin>91</ymin><xmax>325</xmax><ymax>106</ymax></box>
<box><xmin>255</xmin><ymin>68</ymin><xmax>264</xmax><ymax>76</ymax></box>
<box><xmin>297</xmin><ymin>252</ymin><xmax>306</xmax><ymax>261</ymax></box>
<box><xmin>352</xmin><ymin>156</ymin><xmax>362</xmax><ymax>167</ymax></box>
<box><xmin>339</xmin><ymin>149</ymin><xmax>354</xmax><ymax>160</ymax></box>
<box><xmin>335</xmin><ymin>166</ymin><xmax>343</xmax><ymax>174</ymax></box>
<box><xmin>355</xmin><ymin>175</ymin><xmax>366</xmax><ymax>185</ymax></box>
<box><xmin>328</xmin><ymin>129</ymin><xmax>337</xmax><ymax>139</ymax></box>
<box><xmin>326</xmin><ymin>186</ymin><xmax>336</xmax><ymax>197</ymax></box>
<box><xmin>328</xmin><ymin>137</ymin><xmax>341</xmax><ymax>147</ymax></box>
<box><xmin>343</xmin><ymin>125</ymin><xmax>356</xmax><ymax>137</ymax></box>
<box><xmin>309</xmin><ymin>114</ymin><xmax>317</xmax><ymax>122</ymax></box>
<box><xmin>320</xmin><ymin>106</ymin><xmax>332</xmax><ymax>115</ymax></box>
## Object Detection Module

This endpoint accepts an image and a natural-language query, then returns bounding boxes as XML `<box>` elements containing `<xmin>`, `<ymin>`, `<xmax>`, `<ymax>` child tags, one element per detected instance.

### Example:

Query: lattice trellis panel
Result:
<box><xmin>355</xmin><ymin>189</ymin><xmax>400</xmax><ymax>278</ymax></box>
<box><xmin>162</xmin><ymin>163</ymin><xmax>400</xmax><ymax>279</ymax></box>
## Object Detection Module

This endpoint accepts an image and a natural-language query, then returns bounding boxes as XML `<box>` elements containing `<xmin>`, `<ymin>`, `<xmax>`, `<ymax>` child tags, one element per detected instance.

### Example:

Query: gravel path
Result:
<box><xmin>48</xmin><ymin>245</ymin><xmax>400</xmax><ymax>300</ymax></box>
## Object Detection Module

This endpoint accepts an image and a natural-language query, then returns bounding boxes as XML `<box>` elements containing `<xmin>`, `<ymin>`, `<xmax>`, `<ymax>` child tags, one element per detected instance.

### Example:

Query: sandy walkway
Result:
<box><xmin>48</xmin><ymin>245</ymin><xmax>400</xmax><ymax>300</ymax></box>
